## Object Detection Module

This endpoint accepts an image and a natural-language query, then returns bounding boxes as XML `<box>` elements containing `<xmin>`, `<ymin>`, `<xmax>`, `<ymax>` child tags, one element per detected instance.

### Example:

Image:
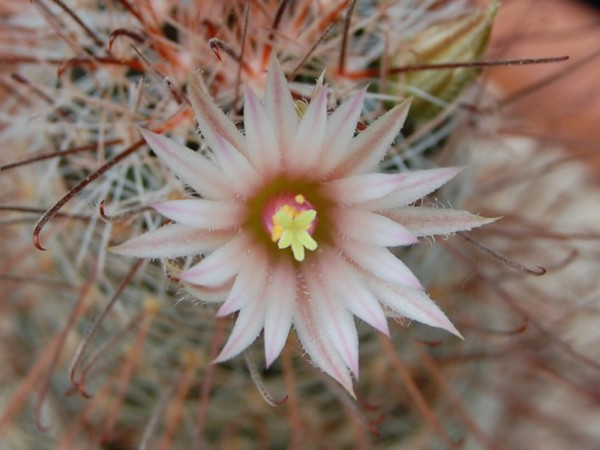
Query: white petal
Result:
<box><xmin>360</xmin><ymin>167</ymin><xmax>462</xmax><ymax>211</ymax></box>
<box><xmin>244</xmin><ymin>87</ymin><xmax>281</xmax><ymax>175</ymax></box>
<box><xmin>333</xmin><ymin>208</ymin><xmax>418</xmax><ymax>247</ymax></box>
<box><xmin>318</xmin><ymin>89</ymin><xmax>366</xmax><ymax>177</ymax></box>
<box><xmin>184</xmin><ymin>281</ymin><xmax>232</xmax><ymax>304</ymax></box>
<box><xmin>179</xmin><ymin>234</ymin><xmax>249</xmax><ymax>287</ymax></box>
<box><xmin>288</xmin><ymin>85</ymin><xmax>328</xmax><ymax>172</ymax></box>
<box><xmin>367</xmin><ymin>277</ymin><xmax>462</xmax><ymax>338</ymax></box>
<box><xmin>139</xmin><ymin>129</ymin><xmax>234</xmax><ymax>200</ymax></box>
<box><xmin>217</xmin><ymin>246</ymin><xmax>269</xmax><ymax>317</ymax></box>
<box><xmin>340</xmin><ymin>239</ymin><xmax>422</xmax><ymax>289</ymax></box>
<box><xmin>263</xmin><ymin>57</ymin><xmax>298</xmax><ymax>159</ymax></box>
<box><xmin>212</xmin><ymin>132</ymin><xmax>262</xmax><ymax>194</ymax></box>
<box><xmin>319</xmin><ymin>251</ymin><xmax>389</xmax><ymax>336</ymax></box>
<box><xmin>303</xmin><ymin>259</ymin><xmax>359</xmax><ymax>378</ymax></box>
<box><xmin>293</xmin><ymin>290</ymin><xmax>354</xmax><ymax>395</ymax></box>
<box><xmin>263</xmin><ymin>259</ymin><xmax>297</xmax><ymax>367</ymax></box>
<box><xmin>110</xmin><ymin>224</ymin><xmax>232</xmax><ymax>259</ymax></box>
<box><xmin>153</xmin><ymin>199</ymin><xmax>244</xmax><ymax>229</ymax></box>
<box><xmin>385</xmin><ymin>207</ymin><xmax>498</xmax><ymax>236</ymax></box>
<box><xmin>331</xmin><ymin>99</ymin><xmax>410</xmax><ymax>177</ymax></box>
<box><xmin>214</xmin><ymin>298</ymin><xmax>267</xmax><ymax>363</ymax></box>
<box><xmin>188</xmin><ymin>77</ymin><xmax>248</xmax><ymax>156</ymax></box>
<box><xmin>320</xmin><ymin>173</ymin><xmax>413</xmax><ymax>205</ymax></box>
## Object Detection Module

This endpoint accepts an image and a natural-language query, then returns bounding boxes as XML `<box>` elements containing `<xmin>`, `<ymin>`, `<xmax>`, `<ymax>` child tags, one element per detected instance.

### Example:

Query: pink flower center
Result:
<box><xmin>261</xmin><ymin>193</ymin><xmax>318</xmax><ymax>262</ymax></box>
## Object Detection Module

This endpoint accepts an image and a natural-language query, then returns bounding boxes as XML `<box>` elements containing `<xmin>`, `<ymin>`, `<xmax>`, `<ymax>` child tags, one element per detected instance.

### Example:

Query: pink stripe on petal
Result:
<box><xmin>385</xmin><ymin>207</ymin><xmax>498</xmax><ymax>237</ymax></box>
<box><xmin>331</xmin><ymin>99</ymin><xmax>410</xmax><ymax>178</ymax></box>
<box><xmin>212</xmin><ymin>132</ymin><xmax>262</xmax><ymax>193</ymax></box>
<box><xmin>217</xmin><ymin>246</ymin><xmax>269</xmax><ymax>317</ymax></box>
<box><xmin>318</xmin><ymin>89</ymin><xmax>366</xmax><ymax>177</ymax></box>
<box><xmin>340</xmin><ymin>239</ymin><xmax>422</xmax><ymax>289</ymax></box>
<box><xmin>320</xmin><ymin>173</ymin><xmax>411</xmax><ymax>205</ymax></box>
<box><xmin>333</xmin><ymin>208</ymin><xmax>418</xmax><ymax>247</ymax></box>
<box><xmin>319</xmin><ymin>251</ymin><xmax>389</xmax><ymax>336</ymax></box>
<box><xmin>293</xmin><ymin>290</ymin><xmax>354</xmax><ymax>395</ymax></box>
<box><xmin>188</xmin><ymin>77</ymin><xmax>247</xmax><ymax>156</ymax></box>
<box><xmin>214</xmin><ymin>300</ymin><xmax>267</xmax><ymax>363</ymax></box>
<box><xmin>263</xmin><ymin>260</ymin><xmax>296</xmax><ymax>367</ymax></box>
<box><xmin>288</xmin><ymin>85</ymin><xmax>328</xmax><ymax>172</ymax></box>
<box><xmin>153</xmin><ymin>199</ymin><xmax>244</xmax><ymax>229</ymax></box>
<box><xmin>110</xmin><ymin>224</ymin><xmax>232</xmax><ymax>259</ymax></box>
<box><xmin>360</xmin><ymin>167</ymin><xmax>462</xmax><ymax>211</ymax></box>
<box><xmin>303</xmin><ymin>260</ymin><xmax>359</xmax><ymax>378</ymax></box>
<box><xmin>179</xmin><ymin>234</ymin><xmax>249</xmax><ymax>287</ymax></box>
<box><xmin>263</xmin><ymin>57</ymin><xmax>298</xmax><ymax>157</ymax></box>
<box><xmin>368</xmin><ymin>277</ymin><xmax>462</xmax><ymax>338</ymax></box>
<box><xmin>244</xmin><ymin>87</ymin><xmax>281</xmax><ymax>175</ymax></box>
<box><xmin>139</xmin><ymin>129</ymin><xmax>234</xmax><ymax>200</ymax></box>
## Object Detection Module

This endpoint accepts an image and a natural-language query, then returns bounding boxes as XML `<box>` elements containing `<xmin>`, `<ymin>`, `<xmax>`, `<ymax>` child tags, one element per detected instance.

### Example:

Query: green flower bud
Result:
<box><xmin>390</xmin><ymin>1</ymin><xmax>499</xmax><ymax>122</ymax></box>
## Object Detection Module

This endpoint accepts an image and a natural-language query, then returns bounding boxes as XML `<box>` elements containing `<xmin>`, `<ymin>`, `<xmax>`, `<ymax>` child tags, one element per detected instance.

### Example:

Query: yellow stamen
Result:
<box><xmin>271</xmin><ymin>205</ymin><xmax>318</xmax><ymax>262</ymax></box>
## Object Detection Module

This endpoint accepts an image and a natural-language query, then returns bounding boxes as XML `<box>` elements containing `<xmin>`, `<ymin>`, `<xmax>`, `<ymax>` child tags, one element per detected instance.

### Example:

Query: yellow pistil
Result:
<box><xmin>271</xmin><ymin>205</ymin><xmax>318</xmax><ymax>262</ymax></box>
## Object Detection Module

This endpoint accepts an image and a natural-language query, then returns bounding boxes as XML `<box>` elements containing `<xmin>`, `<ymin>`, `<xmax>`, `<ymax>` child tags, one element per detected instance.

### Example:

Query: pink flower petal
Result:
<box><xmin>110</xmin><ymin>224</ymin><xmax>232</xmax><ymax>259</ymax></box>
<box><xmin>360</xmin><ymin>167</ymin><xmax>462</xmax><ymax>211</ymax></box>
<box><xmin>340</xmin><ymin>239</ymin><xmax>422</xmax><ymax>289</ymax></box>
<box><xmin>320</xmin><ymin>172</ymin><xmax>413</xmax><ymax>205</ymax></box>
<box><xmin>288</xmin><ymin>85</ymin><xmax>328</xmax><ymax>173</ymax></box>
<box><xmin>212</xmin><ymin>132</ymin><xmax>262</xmax><ymax>194</ymax></box>
<box><xmin>139</xmin><ymin>129</ymin><xmax>234</xmax><ymax>200</ymax></box>
<box><xmin>183</xmin><ymin>280</ymin><xmax>233</xmax><ymax>304</ymax></box>
<box><xmin>319</xmin><ymin>250</ymin><xmax>389</xmax><ymax>336</ymax></box>
<box><xmin>188</xmin><ymin>76</ymin><xmax>248</xmax><ymax>156</ymax></box>
<box><xmin>244</xmin><ymin>87</ymin><xmax>281</xmax><ymax>176</ymax></box>
<box><xmin>153</xmin><ymin>199</ymin><xmax>244</xmax><ymax>229</ymax></box>
<box><xmin>330</xmin><ymin>99</ymin><xmax>410</xmax><ymax>178</ymax></box>
<box><xmin>214</xmin><ymin>298</ymin><xmax>267</xmax><ymax>363</ymax></box>
<box><xmin>332</xmin><ymin>208</ymin><xmax>418</xmax><ymax>247</ymax></box>
<box><xmin>303</xmin><ymin>258</ymin><xmax>359</xmax><ymax>378</ymax></box>
<box><xmin>263</xmin><ymin>57</ymin><xmax>298</xmax><ymax>159</ymax></box>
<box><xmin>367</xmin><ymin>277</ymin><xmax>462</xmax><ymax>338</ymax></box>
<box><xmin>179</xmin><ymin>234</ymin><xmax>249</xmax><ymax>287</ymax></box>
<box><xmin>293</xmin><ymin>290</ymin><xmax>354</xmax><ymax>395</ymax></box>
<box><xmin>385</xmin><ymin>207</ymin><xmax>498</xmax><ymax>236</ymax></box>
<box><xmin>317</xmin><ymin>89</ymin><xmax>366</xmax><ymax>177</ymax></box>
<box><xmin>217</xmin><ymin>246</ymin><xmax>269</xmax><ymax>317</ymax></box>
<box><xmin>263</xmin><ymin>259</ymin><xmax>296</xmax><ymax>367</ymax></box>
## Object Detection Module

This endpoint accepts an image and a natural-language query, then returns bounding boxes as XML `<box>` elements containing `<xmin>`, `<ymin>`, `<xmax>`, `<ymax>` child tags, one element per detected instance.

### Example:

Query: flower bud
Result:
<box><xmin>389</xmin><ymin>1</ymin><xmax>499</xmax><ymax>121</ymax></box>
